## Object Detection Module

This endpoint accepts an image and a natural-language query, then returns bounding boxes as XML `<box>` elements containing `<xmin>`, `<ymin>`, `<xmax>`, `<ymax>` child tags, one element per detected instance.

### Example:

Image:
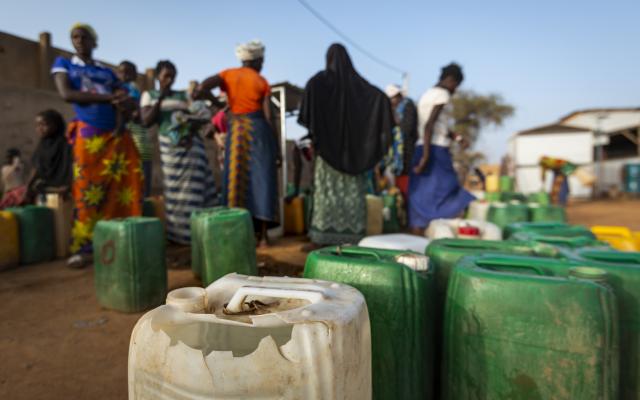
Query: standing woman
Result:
<box><xmin>194</xmin><ymin>40</ymin><xmax>278</xmax><ymax>247</ymax></box>
<box><xmin>52</xmin><ymin>23</ymin><xmax>142</xmax><ymax>268</ymax></box>
<box><xmin>409</xmin><ymin>63</ymin><xmax>475</xmax><ymax>234</ymax></box>
<box><xmin>141</xmin><ymin>61</ymin><xmax>217</xmax><ymax>245</ymax></box>
<box><xmin>298</xmin><ymin>43</ymin><xmax>393</xmax><ymax>246</ymax></box>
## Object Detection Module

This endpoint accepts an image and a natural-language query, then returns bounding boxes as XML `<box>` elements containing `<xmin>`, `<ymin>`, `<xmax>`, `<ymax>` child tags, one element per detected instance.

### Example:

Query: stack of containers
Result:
<box><xmin>304</xmin><ymin>246</ymin><xmax>436</xmax><ymax>400</ymax></box>
<box><xmin>7</xmin><ymin>206</ymin><xmax>55</xmax><ymax>265</ymax></box>
<box><xmin>624</xmin><ymin>163</ymin><xmax>640</xmax><ymax>194</ymax></box>
<box><xmin>487</xmin><ymin>202</ymin><xmax>529</xmax><ymax>229</ymax></box>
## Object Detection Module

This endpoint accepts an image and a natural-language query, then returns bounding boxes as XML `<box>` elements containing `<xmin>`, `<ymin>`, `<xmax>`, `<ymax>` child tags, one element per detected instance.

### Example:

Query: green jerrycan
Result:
<box><xmin>443</xmin><ymin>254</ymin><xmax>619</xmax><ymax>400</ymax></box>
<box><xmin>499</xmin><ymin>176</ymin><xmax>515</xmax><ymax>192</ymax></box>
<box><xmin>499</xmin><ymin>192</ymin><xmax>527</xmax><ymax>202</ymax></box>
<box><xmin>569</xmin><ymin>249</ymin><xmax>640</xmax><ymax>399</ymax></box>
<box><xmin>93</xmin><ymin>217</ymin><xmax>166</xmax><ymax>312</ymax></box>
<box><xmin>7</xmin><ymin>206</ymin><xmax>55</xmax><ymax>264</ymax></box>
<box><xmin>191</xmin><ymin>207</ymin><xmax>257</xmax><ymax>286</ymax></box>
<box><xmin>503</xmin><ymin>222</ymin><xmax>595</xmax><ymax>240</ymax></box>
<box><xmin>510</xmin><ymin>231</ymin><xmax>609</xmax><ymax>250</ymax></box>
<box><xmin>426</xmin><ymin>238</ymin><xmax>563</xmax><ymax>299</ymax></box>
<box><xmin>527</xmin><ymin>191</ymin><xmax>551</xmax><ymax>205</ymax></box>
<box><xmin>487</xmin><ymin>202</ymin><xmax>529</xmax><ymax>229</ymax></box>
<box><xmin>190</xmin><ymin>206</ymin><xmax>225</xmax><ymax>279</ymax></box>
<box><xmin>304</xmin><ymin>246</ymin><xmax>436</xmax><ymax>400</ymax></box>
<box><xmin>528</xmin><ymin>204</ymin><xmax>567</xmax><ymax>223</ymax></box>
<box><xmin>382</xmin><ymin>194</ymin><xmax>400</xmax><ymax>233</ymax></box>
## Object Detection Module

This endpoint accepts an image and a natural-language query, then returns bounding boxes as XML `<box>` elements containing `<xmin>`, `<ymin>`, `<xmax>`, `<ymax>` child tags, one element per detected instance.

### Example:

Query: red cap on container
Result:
<box><xmin>458</xmin><ymin>225</ymin><xmax>481</xmax><ymax>236</ymax></box>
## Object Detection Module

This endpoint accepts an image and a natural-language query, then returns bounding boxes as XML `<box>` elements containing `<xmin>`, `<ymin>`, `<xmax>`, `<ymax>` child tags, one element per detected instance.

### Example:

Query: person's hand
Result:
<box><xmin>413</xmin><ymin>148</ymin><xmax>430</xmax><ymax>174</ymax></box>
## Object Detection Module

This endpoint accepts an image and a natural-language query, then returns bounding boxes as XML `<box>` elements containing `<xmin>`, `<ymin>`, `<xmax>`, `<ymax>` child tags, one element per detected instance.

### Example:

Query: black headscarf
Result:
<box><xmin>298</xmin><ymin>43</ymin><xmax>393</xmax><ymax>175</ymax></box>
<box><xmin>31</xmin><ymin>110</ymin><xmax>72</xmax><ymax>192</ymax></box>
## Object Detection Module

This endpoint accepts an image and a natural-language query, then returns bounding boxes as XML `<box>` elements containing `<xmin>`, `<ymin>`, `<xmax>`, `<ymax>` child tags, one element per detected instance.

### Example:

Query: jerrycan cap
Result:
<box><xmin>569</xmin><ymin>267</ymin><xmax>608</xmax><ymax>282</ymax></box>
<box><xmin>167</xmin><ymin>287</ymin><xmax>207</xmax><ymax>313</ymax></box>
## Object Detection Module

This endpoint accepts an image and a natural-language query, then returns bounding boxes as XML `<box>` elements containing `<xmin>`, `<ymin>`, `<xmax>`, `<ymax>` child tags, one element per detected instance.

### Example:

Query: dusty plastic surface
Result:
<box><xmin>382</xmin><ymin>194</ymin><xmax>400</xmax><ymax>233</ymax></box>
<box><xmin>284</xmin><ymin>196</ymin><xmax>305</xmax><ymax>234</ymax></box>
<box><xmin>591</xmin><ymin>225</ymin><xmax>640</xmax><ymax>251</ymax></box>
<box><xmin>191</xmin><ymin>207</ymin><xmax>257</xmax><ymax>286</ymax></box>
<box><xmin>487</xmin><ymin>202</ymin><xmax>529</xmax><ymax>229</ymax></box>
<box><xmin>443</xmin><ymin>254</ymin><xmax>619</xmax><ymax>399</ymax></box>
<box><xmin>425</xmin><ymin>218</ymin><xmax>502</xmax><ymax>240</ymax></box>
<box><xmin>467</xmin><ymin>200</ymin><xmax>490</xmax><ymax>222</ymax></box>
<box><xmin>503</xmin><ymin>221</ymin><xmax>595</xmax><ymax>240</ymax></box>
<box><xmin>528</xmin><ymin>204</ymin><xmax>567</xmax><ymax>223</ymax></box>
<box><xmin>93</xmin><ymin>217</ymin><xmax>167</xmax><ymax>312</ymax></box>
<box><xmin>0</xmin><ymin>211</ymin><xmax>20</xmax><ymax>270</ymax></box>
<box><xmin>359</xmin><ymin>234</ymin><xmax>430</xmax><ymax>253</ymax></box>
<box><xmin>366</xmin><ymin>195</ymin><xmax>383</xmax><ymax>236</ymax></box>
<box><xmin>42</xmin><ymin>194</ymin><xmax>73</xmax><ymax>258</ymax></box>
<box><xmin>128</xmin><ymin>273</ymin><xmax>372</xmax><ymax>400</ymax></box>
<box><xmin>569</xmin><ymin>248</ymin><xmax>640</xmax><ymax>398</ymax></box>
<box><xmin>7</xmin><ymin>206</ymin><xmax>55</xmax><ymax>265</ymax></box>
<box><xmin>304</xmin><ymin>246</ymin><xmax>435</xmax><ymax>400</ymax></box>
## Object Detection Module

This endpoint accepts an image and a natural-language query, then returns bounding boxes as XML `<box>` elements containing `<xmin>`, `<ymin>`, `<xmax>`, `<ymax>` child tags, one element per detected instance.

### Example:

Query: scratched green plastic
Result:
<box><xmin>304</xmin><ymin>246</ymin><xmax>436</xmax><ymax>400</ymax></box>
<box><xmin>190</xmin><ymin>206</ymin><xmax>225</xmax><ymax>279</ymax></box>
<box><xmin>571</xmin><ymin>248</ymin><xmax>640</xmax><ymax>399</ymax></box>
<box><xmin>443</xmin><ymin>254</ymin><xmax>619</xmax><ymax>399</ymax></box>
<box><xmin>93</xmin><ymin>217</ymin><xmax>166</xmax><ymax>312</ymax></box>
<box><xmin>510</xmin><ymin>230</ymin><xmax>608</xmax><ymax>250</ymax></box>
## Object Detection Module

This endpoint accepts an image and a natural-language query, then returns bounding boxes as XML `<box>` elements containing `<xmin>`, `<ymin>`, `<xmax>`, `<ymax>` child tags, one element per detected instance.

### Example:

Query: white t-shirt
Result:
<box><xmin>416</xmin><ymin>86</ymin><xmax>452</xmax><ymax>147</ymax></box>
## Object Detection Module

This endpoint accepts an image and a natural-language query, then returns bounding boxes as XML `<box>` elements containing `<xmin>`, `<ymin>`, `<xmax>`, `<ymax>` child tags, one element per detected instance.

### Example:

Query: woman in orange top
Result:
<box><xmin>195</xmin><ymin>40</ymin><xmax>279</xmax><ymax>246</ymax></box>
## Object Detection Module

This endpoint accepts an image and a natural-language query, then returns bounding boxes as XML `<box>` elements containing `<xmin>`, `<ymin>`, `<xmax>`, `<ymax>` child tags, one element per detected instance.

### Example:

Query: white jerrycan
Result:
<box><xmin>425</xmin><ymin>218</ymin><xmax>502</xmax><ymax>240</ymax></box>
<box><xmin>128</xmin><ymin>273</ymin><xmax>371</xmax><ymax>400</ymax></box>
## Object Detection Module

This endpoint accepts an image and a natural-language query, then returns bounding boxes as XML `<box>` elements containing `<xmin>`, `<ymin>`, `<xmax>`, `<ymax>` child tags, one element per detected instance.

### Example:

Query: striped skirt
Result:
<box><xmin>160</xmin><ymin>134</ymin><xmax>217</xmax><ymax>244</ymax></box>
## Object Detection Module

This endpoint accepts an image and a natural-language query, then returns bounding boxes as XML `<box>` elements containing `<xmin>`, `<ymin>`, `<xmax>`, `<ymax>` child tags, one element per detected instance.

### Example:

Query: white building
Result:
<box><xmin>509</xmin><ymin>108</ymin><xmax>640</xmax><ymax>198</ymax></box>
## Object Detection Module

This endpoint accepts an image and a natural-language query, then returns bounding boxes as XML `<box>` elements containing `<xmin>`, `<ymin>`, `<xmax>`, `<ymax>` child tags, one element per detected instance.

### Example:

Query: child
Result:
<box><xmin>0</xmin><ymin>148</ymin><xmax>27</xmax><ymax>208</ymax></box>
<box><xmin>117</xmin><ymin>60</ymin><xmax>153</xmax><ymax>196</ymax></box>
<box><xmin>28</xmin><ymin>109</ymin><xmax>73</xmax><ymax>198</ymax></box>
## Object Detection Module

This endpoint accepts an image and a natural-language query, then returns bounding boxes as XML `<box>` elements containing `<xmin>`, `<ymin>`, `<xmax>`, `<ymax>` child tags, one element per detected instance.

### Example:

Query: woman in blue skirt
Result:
<box><xmin>409</xmin><ymin>63</ymin><xmax>475</xmax><ymax>233</ymax></box>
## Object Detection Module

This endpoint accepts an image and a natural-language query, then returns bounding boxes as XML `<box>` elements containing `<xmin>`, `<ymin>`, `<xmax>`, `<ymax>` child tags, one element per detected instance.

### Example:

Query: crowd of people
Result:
<box><xmin>0</xmin><ymin>22</ymin><xmax>475</xmax><ymax>268</ymax></box>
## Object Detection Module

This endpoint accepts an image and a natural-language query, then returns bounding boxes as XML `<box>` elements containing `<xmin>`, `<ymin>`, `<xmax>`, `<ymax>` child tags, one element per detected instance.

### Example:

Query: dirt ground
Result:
<box><xmin>1</xmin><ymin>200</ymin><xmax>639</xmax><ymax>399</ymax></box>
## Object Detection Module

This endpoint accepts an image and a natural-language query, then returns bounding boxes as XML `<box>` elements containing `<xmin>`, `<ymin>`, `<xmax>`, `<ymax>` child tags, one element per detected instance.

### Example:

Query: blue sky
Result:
<box><xmin>2</xmin><ymin>0</ymin><xmax>639</xmax><ymax>161</ymax></box>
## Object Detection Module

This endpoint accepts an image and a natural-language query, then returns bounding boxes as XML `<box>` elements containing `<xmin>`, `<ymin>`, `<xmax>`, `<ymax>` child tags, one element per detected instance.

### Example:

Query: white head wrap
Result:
<box><xmin>235</xmin><ymin>40</ymin><xmax>265</xmax><ymax>62</ymax></box>
<box><xmin>385</xmin><ymin>84</ymin><xmax>402</xmax><ymax>98</ymax></box>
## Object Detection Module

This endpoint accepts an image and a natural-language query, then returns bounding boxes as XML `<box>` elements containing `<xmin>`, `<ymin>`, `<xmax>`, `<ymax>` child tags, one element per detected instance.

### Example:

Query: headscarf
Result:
<box><xmin>298</xmin><ymin>43</ymin><xmax>393</xmax><ymax>175</ymax></box>
<box><xmin>70</xmin><ymin>23</ymin><xmax>98</xmax><ymax>43</ymax></box>
<box><xmin>31</xmin><ymin>112</ymin><xmax>73</xmax><ymax>192</ymax></box>
<box><xmin>235</xmin><ymin>40</ymin><xmax>265</xmax><ymax>62</ymax></box>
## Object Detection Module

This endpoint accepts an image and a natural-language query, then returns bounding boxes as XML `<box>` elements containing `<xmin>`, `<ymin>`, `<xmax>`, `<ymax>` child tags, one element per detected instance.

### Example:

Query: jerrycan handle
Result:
<box><xmin>333</xmin><ymin>245</ymin><xmax>382</xmax><ymax>260</ymax></box>
<box><xmin>225</xmin><ymin>286</ymin><xmax>325</xmax><ymax>314</ymax></box>
<box><xmin>477</xmin><ymin>258</ymin><xmax>547</xmax><ymax>276</ymax></box>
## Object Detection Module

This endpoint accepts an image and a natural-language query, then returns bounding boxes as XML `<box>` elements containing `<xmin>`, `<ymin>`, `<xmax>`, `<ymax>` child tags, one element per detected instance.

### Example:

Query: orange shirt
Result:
<box><xmin>219</xmin><ymin>67</ymin><xmax>270</xmax><ymax>114</ymax></box>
